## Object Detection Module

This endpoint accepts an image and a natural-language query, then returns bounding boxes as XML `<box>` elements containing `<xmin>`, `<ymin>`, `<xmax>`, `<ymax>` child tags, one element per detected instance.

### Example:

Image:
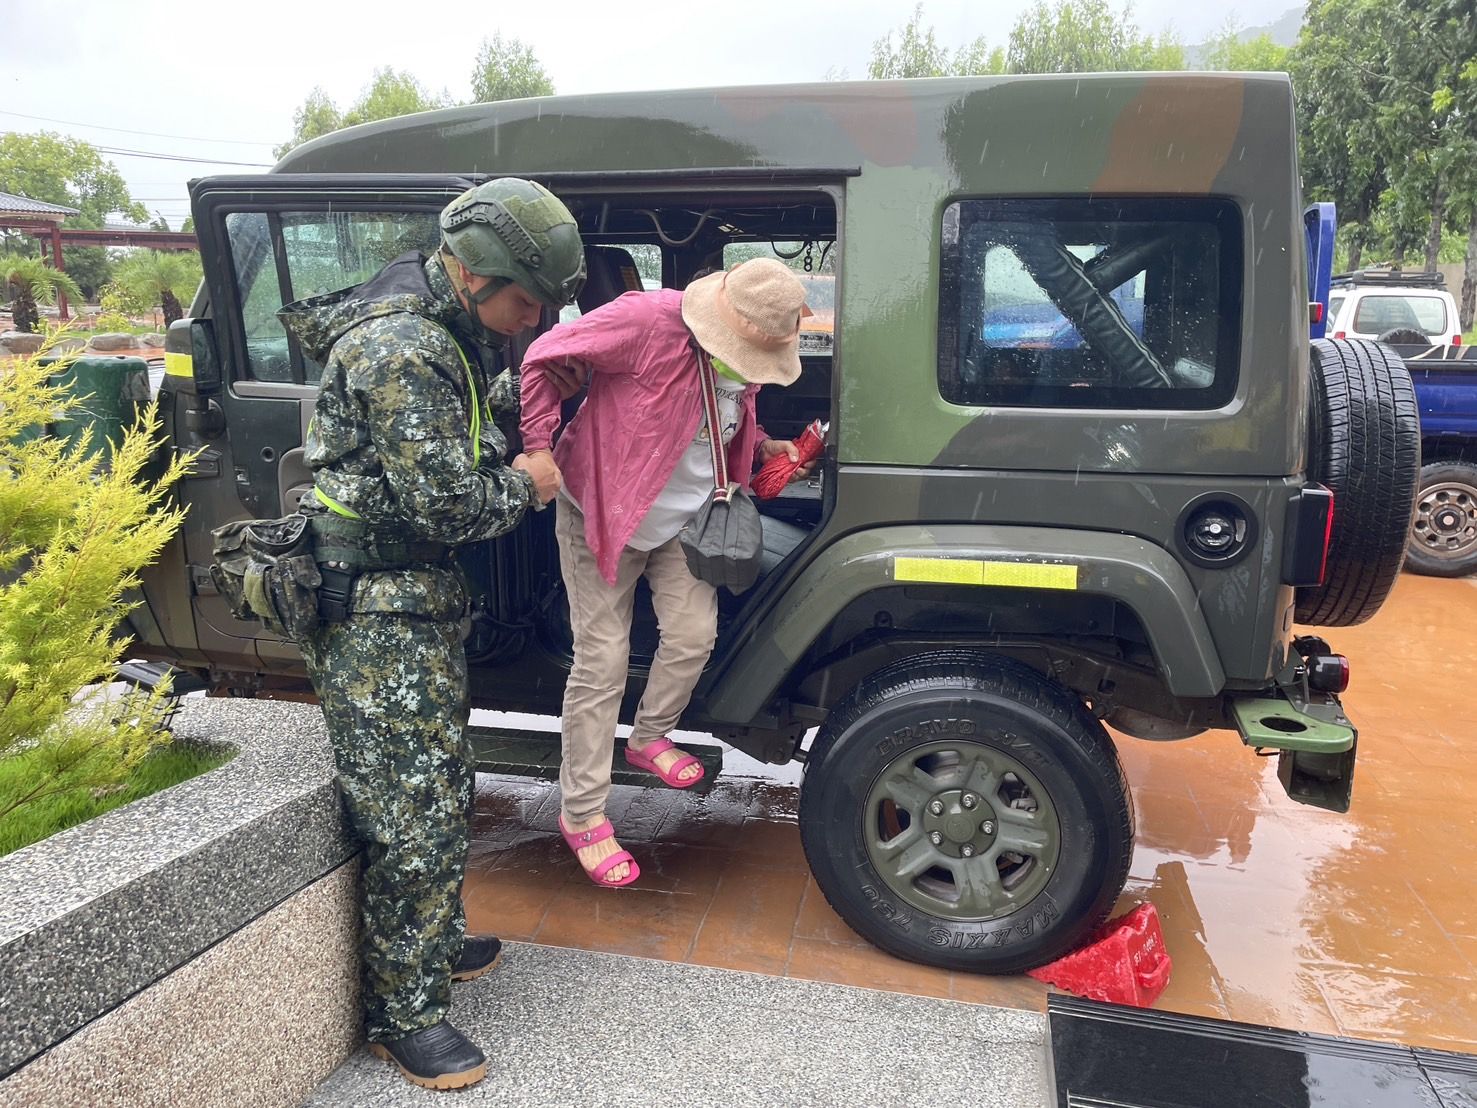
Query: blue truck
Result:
<box><xmin>1306</xmin><ymin>204</ymin><xmax>1476</xmax><ymax>577</ymax></box>
<box><xmin>1399</xmin><ymin>344</ymin><xmax>1477</xmax><ymax>576</ymax></box>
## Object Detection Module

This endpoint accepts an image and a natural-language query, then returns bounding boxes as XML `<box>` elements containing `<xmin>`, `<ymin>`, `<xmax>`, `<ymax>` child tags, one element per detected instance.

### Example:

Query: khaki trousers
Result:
<box><xmin>555</xmin><ymin>498</ymin><xmax>718</xmax><ymax>823</ymax></box>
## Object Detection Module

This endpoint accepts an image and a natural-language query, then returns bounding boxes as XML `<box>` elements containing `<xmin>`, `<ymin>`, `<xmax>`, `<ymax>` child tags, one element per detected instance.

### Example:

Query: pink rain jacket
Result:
<box><xmin>519</xmin><ymin>290</ymin><xmax>763</xmax><ymax>584</ymax></box>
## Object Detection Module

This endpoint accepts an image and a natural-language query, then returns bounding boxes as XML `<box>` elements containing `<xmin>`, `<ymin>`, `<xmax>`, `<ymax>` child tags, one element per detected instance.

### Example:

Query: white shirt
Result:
<box><xmin>626</xmin><ymin>376</ymin><xmax>746</xmax><ymax>551</ymax></box>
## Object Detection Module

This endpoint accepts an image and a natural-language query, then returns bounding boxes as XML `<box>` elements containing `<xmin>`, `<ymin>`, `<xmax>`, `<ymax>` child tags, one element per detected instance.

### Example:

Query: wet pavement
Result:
<box><xmin>462</xmin><ymin>573</ymin><xmax>1477</xmax><ymax>1054</ymax></box>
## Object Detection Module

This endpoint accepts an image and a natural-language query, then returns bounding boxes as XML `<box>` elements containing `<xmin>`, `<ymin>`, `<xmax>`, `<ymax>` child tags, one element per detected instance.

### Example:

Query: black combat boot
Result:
<box><xmin>452</xmin><ymin>933</ymin><xmax>503</xmax><ymax>981</ymax></box>
<box><xmin>369</xmin><ymin>1020</ymin><xmax>487</xmax><ymax>1090</ymax></box>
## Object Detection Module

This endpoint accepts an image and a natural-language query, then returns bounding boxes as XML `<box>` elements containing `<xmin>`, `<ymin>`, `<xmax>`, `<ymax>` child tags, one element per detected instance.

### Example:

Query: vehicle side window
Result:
<box><xmin>224</xmin><ymin>209</ymin><xmax>442</xmax><ymax>385</ymax></box>
<box><xmin>938</xmin><ymin>198</ymin><xmax>1242</xmax><ymax>410</ymax></box>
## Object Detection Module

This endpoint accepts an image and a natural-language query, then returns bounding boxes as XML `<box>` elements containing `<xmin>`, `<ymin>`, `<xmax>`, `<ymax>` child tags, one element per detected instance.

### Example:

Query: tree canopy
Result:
<box><xmin>274</xmin><ymin>69</ymin><xmax>450</xmax><ymax>159</ymax></box>
<box><xmin>1006</xmin><ymin>0</ymin><xmax>1184</xmax><ymax>73</ymax></box>
<box><xmin>471</xmin><ymin>34</ymin><xmax>556</xmax><ymax>102</ymax></box>
<box><xmin>0</xmin><ymin>132</ymin><xmax>146</xmax><ymax>227</ymax></box>
<box><xmin>276</xmin><ymin>42</ymin><xmax>556</xmax><ymax>159</ymax></box>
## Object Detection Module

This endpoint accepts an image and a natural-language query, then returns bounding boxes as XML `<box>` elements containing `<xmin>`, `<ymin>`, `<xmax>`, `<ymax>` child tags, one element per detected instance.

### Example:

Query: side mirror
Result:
<box><xmin>164</xmin><ymin>317</ymin><xmax>222</xmax><ymax>396</ymax></box>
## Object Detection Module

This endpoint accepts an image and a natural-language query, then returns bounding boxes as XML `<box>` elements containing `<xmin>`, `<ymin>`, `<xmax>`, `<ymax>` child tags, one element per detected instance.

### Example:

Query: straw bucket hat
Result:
<box><xmin>681</xmin><ymin>258</ymin><xmax>813</xmax><ymax>386</ymax></box>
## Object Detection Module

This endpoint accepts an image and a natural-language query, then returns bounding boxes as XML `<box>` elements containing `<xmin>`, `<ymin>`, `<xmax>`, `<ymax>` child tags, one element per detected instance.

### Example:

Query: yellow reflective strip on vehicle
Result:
<box><xmin>164</xmin><ymin>351</ymin><xmax>193</xmax><ymax>378</ymax></box>
<box><xmin>893</xmin><ymin>557</ymin><xmax>1079</xmax><ymax>591</ymax></box>
<box><xmin>894</xmin><ymin>557</ymin><xmax>984</xmax><ymax>585</ymax></box>
<box><xmin>314</xmin><ymin>486</ymin><xmax>363</xmax><ymax>520</ymax></box>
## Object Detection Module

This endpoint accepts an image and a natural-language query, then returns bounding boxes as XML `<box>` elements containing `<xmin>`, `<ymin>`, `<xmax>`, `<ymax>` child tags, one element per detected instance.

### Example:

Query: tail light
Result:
<box><xmin>1309</xmin><ymin>302</ymin><xmax>1325</xmax><ymax>325</ymax></box>
<box><xmin>1455</xmin><ymin>334</ymin><xmax>1463</xmax><ymax>346</ymax></box>
<box><xmin>1282</xmin><ymin>485</ymin><xmax>1335</xmax><ymax>586</ymax></box>
<box><xmin>1333</xmin><ymin>330</ymin><xmax>1346</xmax><ymax>339</ymax></box>
<box><xmin>1307</xmin><ymin>654</ymin><xmax>1350</xmax><ymax>693</ymax></box>
<box><xmin>1318</xmin><ymin>491</ymin><xmax>1336</xmax><ymax>583</ymax></box>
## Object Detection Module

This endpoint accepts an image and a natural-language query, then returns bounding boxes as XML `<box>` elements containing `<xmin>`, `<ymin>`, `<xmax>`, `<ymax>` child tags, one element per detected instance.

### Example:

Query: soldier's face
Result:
<box><xmin>466</xmin><ymin>274</ymin><xmax>544</xmax><ymax>335</ymax></box>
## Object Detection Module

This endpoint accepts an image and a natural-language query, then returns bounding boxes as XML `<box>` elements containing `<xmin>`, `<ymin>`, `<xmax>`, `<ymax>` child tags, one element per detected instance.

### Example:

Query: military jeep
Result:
<box><xmin>132</xmin><ymin>74</ymin><xmax>1419</xmax><ymax>973</ymax></box>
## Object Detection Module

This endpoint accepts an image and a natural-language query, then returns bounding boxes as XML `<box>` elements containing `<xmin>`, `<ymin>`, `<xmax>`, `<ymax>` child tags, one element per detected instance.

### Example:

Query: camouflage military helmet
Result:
<box><xmin>440</xmin><ymin>178</ymin><xmax>586</xmax><ymax>308</ymax></box>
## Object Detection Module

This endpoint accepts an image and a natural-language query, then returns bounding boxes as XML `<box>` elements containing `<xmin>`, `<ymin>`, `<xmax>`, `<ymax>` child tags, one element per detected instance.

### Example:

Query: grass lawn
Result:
<box><xmin>0</xmin><ymin>740</ymin><xmax>232</xmax><ymax>857</ymax></box>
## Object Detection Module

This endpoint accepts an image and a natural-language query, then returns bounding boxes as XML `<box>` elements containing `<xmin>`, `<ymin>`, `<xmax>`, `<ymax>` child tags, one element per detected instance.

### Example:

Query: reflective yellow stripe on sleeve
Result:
<box><xmin>314</xmin><ymin>486</ymin><xmax>363</xmax><ymax>520</ymax></box>
<box><xmin>893</xmin><ymin>557</ymin><xmax>1078</xmax><ymax>590</ymax></box>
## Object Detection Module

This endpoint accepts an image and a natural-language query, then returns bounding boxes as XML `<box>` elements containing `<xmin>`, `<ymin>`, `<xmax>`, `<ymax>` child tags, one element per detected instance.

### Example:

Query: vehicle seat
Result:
<box><xmin>760</xmin><ymin>514</ymin><xmax>808</xmax><ymax>577</ymax></box>
<box><xmin>578</xmin><ymin>246</ymin><xmax>646</xmax><ymax>314</ymax></box>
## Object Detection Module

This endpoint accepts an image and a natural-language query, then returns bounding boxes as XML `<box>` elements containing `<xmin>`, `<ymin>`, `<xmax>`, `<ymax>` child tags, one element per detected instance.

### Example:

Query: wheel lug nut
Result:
<box><xmin>961</xmin><ymin>844</ymin><xmax>975</xmax><ymax>857</ymax></box>
<box><xmin>929</xmin><ymin>831</ymin><xmax>943</xmax><ymax>846</ymax></box>
<box><xmin>981</xmin><ymin>820</ymin><xmax>995</xmax><ymax>834</ymax></box>
<box><xmin>962</xmin><ymin>794</ymin><xmax>978</xmax><ymax>809</ymax></box>
<box><xmin>929</xmin><ymin>800</ymin><xmax>944</xmax><ymax>815</ymax></box>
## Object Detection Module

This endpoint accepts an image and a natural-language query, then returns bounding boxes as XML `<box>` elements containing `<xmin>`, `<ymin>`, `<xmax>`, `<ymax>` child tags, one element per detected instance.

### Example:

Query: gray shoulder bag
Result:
<box><xmin>678</xmin><ymin>348</ymin><xmax>765</xmax><ymax>593</ymax></box>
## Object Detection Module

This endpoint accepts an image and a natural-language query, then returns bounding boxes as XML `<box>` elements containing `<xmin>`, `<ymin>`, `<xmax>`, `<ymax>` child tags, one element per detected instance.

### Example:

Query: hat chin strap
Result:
<box><xmin>443</xmin><ymin>252</ymin><xmax>510</xmax><ymax>350</ymax></box>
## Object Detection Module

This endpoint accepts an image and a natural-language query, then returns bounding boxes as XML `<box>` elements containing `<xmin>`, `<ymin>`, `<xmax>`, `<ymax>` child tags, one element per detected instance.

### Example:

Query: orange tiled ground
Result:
<box><xmin>465</xmin><ymin>573</ymin><xmax>1477</xmax><ymax>1054</ymax></box>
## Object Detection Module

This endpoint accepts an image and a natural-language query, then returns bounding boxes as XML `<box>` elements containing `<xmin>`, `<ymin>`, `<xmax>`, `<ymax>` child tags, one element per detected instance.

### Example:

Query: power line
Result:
<box><xmin>0</xmin><ymin>109</ymin><xmax>276</xmax><ymax>147</ymax></box>
<box><xmin>94</xmin><ymin>145</ymin><xmax>273</xmax><ymax>167</ymax></box>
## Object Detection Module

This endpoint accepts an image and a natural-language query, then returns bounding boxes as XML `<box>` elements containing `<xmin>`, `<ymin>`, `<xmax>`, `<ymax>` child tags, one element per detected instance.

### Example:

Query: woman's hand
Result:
<box><xmin>758</xmin><ymin>437</ymin><xmax>815</xmax><ymax>482</ymax></box>
<box><xmin>513</xmin><ymin>450</ymin><xmax>562</xmax><ymax>504</ymax></box>
<box><xmin>545</xmin><ymin>356</ymin><xmax>591</xmax><ymax>400</ymax></box>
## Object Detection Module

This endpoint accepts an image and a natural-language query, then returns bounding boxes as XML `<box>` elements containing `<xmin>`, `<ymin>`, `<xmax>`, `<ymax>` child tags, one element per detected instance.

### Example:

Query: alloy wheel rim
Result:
<box><xmin>863</xmin><ymin>738</ymin><xmax>1061</xmax><ymax>921</ymax></box>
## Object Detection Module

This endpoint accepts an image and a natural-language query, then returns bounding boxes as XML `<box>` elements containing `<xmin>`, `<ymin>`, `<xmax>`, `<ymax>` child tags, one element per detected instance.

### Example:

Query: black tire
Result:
<box><xmin>1405</xmin><ymin>461</ymin><xmax>1477</xmax><ymax>577</ymax></box>
<box><xmin>1376</xmin><ymin>327</ymin><xmax>1431</xmax><ymax>347</ymax></box>
<box><xmin>1294</xmin><ymin>339</ymin><xmax>1420</xmax><ymax>626</ymax></box>
<box><xmin>799</xmin><ymin>652</ymin><xmax>1133</xmax><ymax>974</ymax></box>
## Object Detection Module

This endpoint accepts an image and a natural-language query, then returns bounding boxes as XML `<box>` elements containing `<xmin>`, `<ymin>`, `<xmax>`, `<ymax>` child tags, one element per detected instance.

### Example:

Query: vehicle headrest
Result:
<box><xmin>577</xmin><ymin>246</ymin><xmax>647</xmax><ymax>314</ymax></box>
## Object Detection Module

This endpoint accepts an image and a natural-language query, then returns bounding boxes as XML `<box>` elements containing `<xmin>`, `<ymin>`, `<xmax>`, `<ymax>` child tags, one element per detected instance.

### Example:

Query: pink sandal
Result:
<box><xmin>625</xmin><ymin>737</ymin><xmax>706</xmax><ymax>789</ymax></box>
<box><xmin>558</xmin><ymin>814</ymin><xmax>641</xmax><ymax>888</ymax></box>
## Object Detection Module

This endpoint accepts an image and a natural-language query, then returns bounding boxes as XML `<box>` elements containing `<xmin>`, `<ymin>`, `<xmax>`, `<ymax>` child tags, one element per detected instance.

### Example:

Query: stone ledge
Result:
<box><xmin>0</xmin><ymin>863</ymin><xmax>359</xmax><ymax>1108</ymax></box>
<box><xmin>0</xmin><ymin>699</ymin><xmax>352</xmax><ymax>1077</ymax></box>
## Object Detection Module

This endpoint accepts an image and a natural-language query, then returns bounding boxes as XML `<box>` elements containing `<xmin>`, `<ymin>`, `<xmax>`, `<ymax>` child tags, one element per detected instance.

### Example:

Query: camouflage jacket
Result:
<box><xmin>278</xmin><ymin>252</ymin><xmax>535</xmax><ymax>618</ymax></box>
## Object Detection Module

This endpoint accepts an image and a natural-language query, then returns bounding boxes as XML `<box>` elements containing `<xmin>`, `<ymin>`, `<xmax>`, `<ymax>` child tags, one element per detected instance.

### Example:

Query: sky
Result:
<box><xmin>2</xmin><ymin>0</ymin><xmax>1299</xmax><ymax>229</ymax></box>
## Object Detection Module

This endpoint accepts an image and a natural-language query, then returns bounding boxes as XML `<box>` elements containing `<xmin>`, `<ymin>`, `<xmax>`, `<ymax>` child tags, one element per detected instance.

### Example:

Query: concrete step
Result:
<box><xmin>303</xmin><ymin>943</ymin><xmax>1047</xmax><ymax>1107</ymax></box>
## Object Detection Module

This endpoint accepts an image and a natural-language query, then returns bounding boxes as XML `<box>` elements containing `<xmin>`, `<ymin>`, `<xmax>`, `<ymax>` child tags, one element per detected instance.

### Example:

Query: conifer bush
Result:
<box><xmin>0</xmin><ymin>328</ymin><xmax>193</xmax><ymax>827</ymax></box>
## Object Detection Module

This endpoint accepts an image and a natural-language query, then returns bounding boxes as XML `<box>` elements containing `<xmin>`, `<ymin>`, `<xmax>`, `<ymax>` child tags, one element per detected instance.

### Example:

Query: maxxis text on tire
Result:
<box><xmin>1294</xmin><ymin>339</ymin><xmax>1420</xmax><ymax>626</ymax></box>
<box><xmin>799</xmin><ymin>652</ymin><xmax>1134</xmax><ymax>974</ymax></box>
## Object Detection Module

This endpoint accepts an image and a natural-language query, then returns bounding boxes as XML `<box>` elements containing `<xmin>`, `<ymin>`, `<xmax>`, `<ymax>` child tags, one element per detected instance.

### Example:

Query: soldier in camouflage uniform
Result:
<box><xmin>277</xmin><ymin>178</ymin><xmax>586</xmax><ymax>1091</ymax></box>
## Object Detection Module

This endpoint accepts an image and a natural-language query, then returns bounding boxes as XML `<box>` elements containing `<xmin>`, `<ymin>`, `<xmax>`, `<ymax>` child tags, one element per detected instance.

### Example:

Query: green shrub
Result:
<box><xmin>0</xmin><ymin>327</ymin><xmax>193</xmax><ymax>830</ymax></box>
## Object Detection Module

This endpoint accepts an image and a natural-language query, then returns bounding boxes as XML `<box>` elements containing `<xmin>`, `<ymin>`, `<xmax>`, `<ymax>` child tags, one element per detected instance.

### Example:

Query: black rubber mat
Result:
<box><xmin>1048</xmin><ymin>995</ymin><xmax>1477</xmax><ymax>1108</ymax></box>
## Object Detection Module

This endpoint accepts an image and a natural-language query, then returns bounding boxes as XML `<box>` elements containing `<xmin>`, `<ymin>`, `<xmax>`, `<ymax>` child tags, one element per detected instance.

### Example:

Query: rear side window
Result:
<box><xmin>225</xmin><ymin>209</ymin><xmax>442</xmax><ymax>384</ymax></box>
<box><xmin>938</xmin><ymin>198</ymin><xmax>1243</xmax><ymax>409</ymax></box>
<box><xmin>1352</xmin><ymin>294</ymin><xmax>1447</xmax><ymax>336</ymax></box>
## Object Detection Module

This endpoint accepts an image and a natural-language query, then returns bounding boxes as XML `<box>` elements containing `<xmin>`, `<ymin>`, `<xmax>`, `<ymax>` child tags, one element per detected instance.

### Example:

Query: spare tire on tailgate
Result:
<box><xmin>1294</xmin><ymin>339</ymin><xmax>1420</xmax><ymax>626</ymax></box>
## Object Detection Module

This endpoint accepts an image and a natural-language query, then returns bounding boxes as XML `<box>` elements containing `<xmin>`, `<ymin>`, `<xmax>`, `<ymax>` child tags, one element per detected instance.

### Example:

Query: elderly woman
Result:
<box><xmin>518</xmin><ymin>258</ymin><xmax>811</xmax><ymax>886</ymax></box>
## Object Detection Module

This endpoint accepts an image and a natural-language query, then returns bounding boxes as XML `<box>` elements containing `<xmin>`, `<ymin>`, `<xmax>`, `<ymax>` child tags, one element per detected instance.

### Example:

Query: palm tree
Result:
<box><xmin>113</xmin><ymin>250</ymin><xmax>203</xmax><ymax>327</ymax></box>
<box><xmin>0</xmin><ymin>255</ymin><xmax>85</xmax><ymax>335</ymax></box>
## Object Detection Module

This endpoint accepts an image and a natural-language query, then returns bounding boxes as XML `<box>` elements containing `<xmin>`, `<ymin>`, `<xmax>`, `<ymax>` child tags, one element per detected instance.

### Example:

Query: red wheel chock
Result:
<box><xmin>1026</xmin><ymin>902</ymin><xmax>1172</xmax><ymax>1008</ymax></box>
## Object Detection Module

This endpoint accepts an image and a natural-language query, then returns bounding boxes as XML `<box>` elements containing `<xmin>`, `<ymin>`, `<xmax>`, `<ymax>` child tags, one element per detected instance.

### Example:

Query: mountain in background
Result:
<box><xmin>1185</xmin><ymin>5</ymin><xmax>1306</xmax><ymax>66</ymax></box>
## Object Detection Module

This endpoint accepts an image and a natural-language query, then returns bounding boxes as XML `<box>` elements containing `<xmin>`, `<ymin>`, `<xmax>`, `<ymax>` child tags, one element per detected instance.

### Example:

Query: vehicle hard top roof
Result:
<box><xmin>270</xmin><ymin>73</ymin><xmax>1297</xmax><ymax>190</ymax></box>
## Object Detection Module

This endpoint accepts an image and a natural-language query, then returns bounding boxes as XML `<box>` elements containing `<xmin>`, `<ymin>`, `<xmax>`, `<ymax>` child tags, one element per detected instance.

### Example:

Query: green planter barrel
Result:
<box><xmin>32</xmin><ymin>355</ymin><xmax>152</xmax><ymax>462</ymax></box>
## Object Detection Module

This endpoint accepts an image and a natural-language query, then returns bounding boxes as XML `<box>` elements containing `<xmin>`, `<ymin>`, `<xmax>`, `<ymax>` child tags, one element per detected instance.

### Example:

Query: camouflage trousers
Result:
<box><xmin>301</xmin><ymin>611</ymin><xmax>473</xmax><ymax>1042</ymax></box>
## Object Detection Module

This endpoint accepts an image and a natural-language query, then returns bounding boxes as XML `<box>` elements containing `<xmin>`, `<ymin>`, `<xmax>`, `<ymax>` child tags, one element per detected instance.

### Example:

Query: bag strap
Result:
<box><xmin>693</xmin><ymin>347</ymin><xmax>730</xmax><ymax>504</ymax></box>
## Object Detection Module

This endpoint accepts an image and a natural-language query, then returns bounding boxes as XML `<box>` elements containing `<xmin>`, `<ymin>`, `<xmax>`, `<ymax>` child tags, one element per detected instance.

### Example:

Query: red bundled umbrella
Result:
<box><xmin>753</xmin><ymin>420</ymin><xmax>826</xmax><ymax>500</ymax></box>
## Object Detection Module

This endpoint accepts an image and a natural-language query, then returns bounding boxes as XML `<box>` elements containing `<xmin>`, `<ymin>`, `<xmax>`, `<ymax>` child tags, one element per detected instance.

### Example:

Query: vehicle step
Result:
<box><xmin>1228</xmin><ymin>694</ymin><xmax>1355</xmax><ymax>753</ymax></box>
<box><xmin>115</xmin><ymin>660</ymin><xmax>209</xmax><ymax>695</ymax></box>
<box><xmin>466</xmin><ymin>725</ymin><xmax>722</xmax><ymax>793</ymax></box>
